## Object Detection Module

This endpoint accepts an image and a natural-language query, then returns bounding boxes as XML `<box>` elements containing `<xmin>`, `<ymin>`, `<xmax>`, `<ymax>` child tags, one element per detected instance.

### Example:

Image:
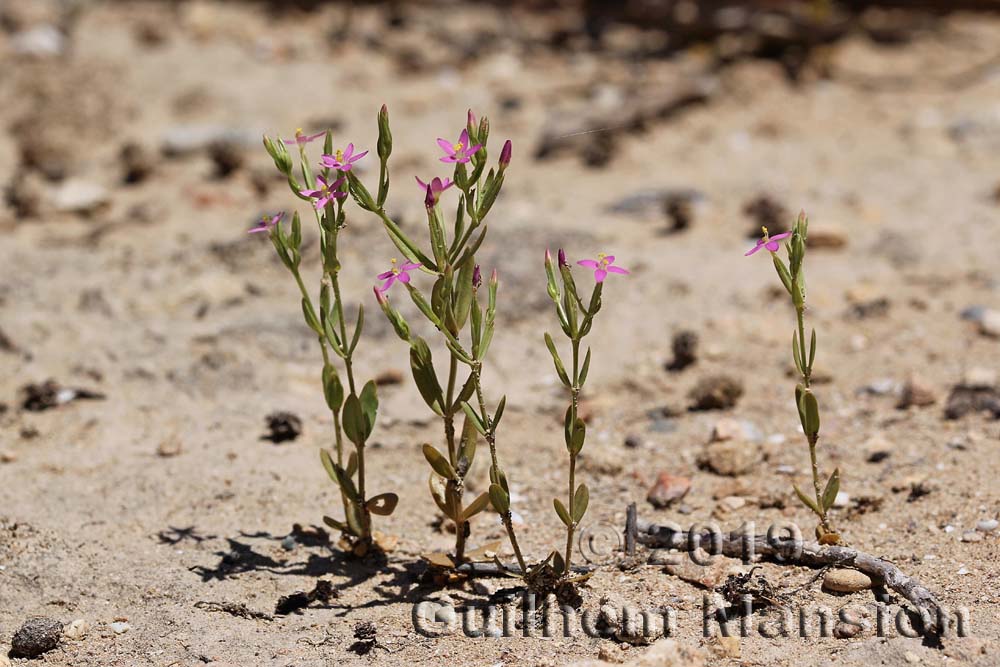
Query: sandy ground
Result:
<box><xmin>2</xmin><ymin>1</ymin><xmax>1000</xmax><ymax>665</ymax></box>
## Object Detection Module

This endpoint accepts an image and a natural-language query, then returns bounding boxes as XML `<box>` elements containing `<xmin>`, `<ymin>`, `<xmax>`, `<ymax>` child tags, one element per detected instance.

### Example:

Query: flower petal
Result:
<box><xmin>401</xmin><ymin>262</ymin><xmax>422</xmax><ymax>271</ymax></box>
<box><xmin>415</xmin><ymin>176</ymin><xmax>428</xmax><ymax>189</ymax></box>
<box><xmin>378</xmin><ymin>276</ymin><xmax>396</xmax><ymax>292</ymax></box>
<box><xmin>343</xmin><ymin>143</ymin><xmax>354</xmax><ymax>159</ymax></box>
<box><xmin>437</xmin><ymin>138</ymin><xmax>454</xmax><ymax>153</ymax></box>
<box><xmin>744</xmin><ymin>242</ymin><xmax>764</xmax><ymax>256</ymax></box>
<box><xmin>377</xmin><ymin>270</ymin><xmax>394</xmax><ymax>279</ymax></box>
<box><xmin>458</xmin><ymin>129</ymin><xmax>470</xmax><ymax>148</ymax></box>
<box><xmin>397</xmin><ymin>271</ymin><xmax>411</xmax><ymax>284</ymax></box>
<box><xmin>764</xmin><ymin>240</ymin><xmax>781</xmax><ymax>252</ymax></box>
<box><xmin>607</xmin><ymin>266</ymin><xmax>629</xmax><ymax>275</ymax></box>
<box><xmin>603</xmin><ymin>255</ymin><xmax>615</xmax><ymax>264</ymax></box>
<box><xmin>594</xmin><ymin>268</ymin><xmax>608</xmax><ymax>283</ymax></box>
<box><xmin>577</xmin><ymin>259</ymin><xmax>598</xmax><ymax>268</ymax></box>
<box><xmin>770</xmin><ymin>231</ymin><xmax>793</xmax><ymax>242</ymax></box>
<box><xmin>465</xmin><ymin>143</ymin><xmax>483</xmax><ymax>156</ymax></box>
<box><xmin>349</xmin><ymin>150</ymin><xmax>368</xmax><ymax>162</ymax></box>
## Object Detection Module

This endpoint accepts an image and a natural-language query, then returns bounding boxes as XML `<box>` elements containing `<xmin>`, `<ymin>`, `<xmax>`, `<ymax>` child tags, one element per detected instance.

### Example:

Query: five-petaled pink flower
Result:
<box><xmin>416</xmin><ymin>176</ymin><xmax>454</xmax><ymax>204</ymax></box>
<box><xmin>744</xmin><ymin>227</ymin><xmax>792</xmax><ymax>256</ymax></box>
<box><xmin>321</xmin><ymin>143</ymin><xmax>368</xmax><ymax>171</ymax></box>
<box><xmin>283</xmin><ymin>129</ymin><xmax>325</xmax><ymax>146</ymax></box>
<box><xmin>299</xmin><ymin>175</ymin><xmax>346</xmax><ymax>210</ymax></box>
<box><xmin>376</xmin><ymin>258</ymin><xmax>422</xmax><ymax>292</ymax></box>
<box><xmin>437</xmin><ymin>129</ymin><xmax>482</xmax><ymax>164</ymax></box>
<box><xmin>248</xmin><ymin>211</ymin><xmax>283</xmax><ymax>234</ymax></box>
<box><xmin>578</xmin><ymin>253</ymin><xmax>629</xmax><ymax>283</ymax></box>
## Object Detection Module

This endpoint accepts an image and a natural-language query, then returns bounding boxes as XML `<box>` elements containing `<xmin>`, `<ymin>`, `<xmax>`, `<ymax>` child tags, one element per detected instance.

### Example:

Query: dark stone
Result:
<box><xmin>263</xmin><ymin>411</ymin><xmax>302</xmax><ymax>443</ymax></box>
<box><xmin>666</xmin><ymin>330</ymin><xmax>699</xmax><ymax>372</ymax></box>
<box><xmin>10</xmin><ymin>617</ymin><xmax>63</xmax><ymax>659</ymax></box>
<box><xmin>688</xmin><ymin>375</ymin><xmax>744</xmax><ymax>411</ymax></box>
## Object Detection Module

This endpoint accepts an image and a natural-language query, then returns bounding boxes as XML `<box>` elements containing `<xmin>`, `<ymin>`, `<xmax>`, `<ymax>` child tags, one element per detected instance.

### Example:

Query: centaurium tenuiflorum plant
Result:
<box><xmin>542</xmin><ymin>249</ymin><xmax>629</xmax><ymax>577</ymax></box>
<box><xmin>351</xmin><ymin>108</ymin><xmax>521</xmax><ymax>568</ymax></box>
<box><xmin>259</xmin><ymin>128</ymin><xmax>397</xmax><ymax>556</ymax></box>
<box><xmin>746</xmin><ymin>211</ymin><xmax>841</xmax><ymax>544</ymax></box>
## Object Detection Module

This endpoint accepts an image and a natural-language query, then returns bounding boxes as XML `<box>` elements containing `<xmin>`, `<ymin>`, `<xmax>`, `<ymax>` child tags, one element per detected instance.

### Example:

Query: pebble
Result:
<box><xmin>688</xmin><ymin>375</ymin><xmax>743</xmax><ymax>411</ymax></box>
<box><xmin>64</xmin><ymin>619</ymin><xmax>89</xmax><ymax>640</ymax></box>
<box><xmin>978</xmin><ymin>309</ymin><xmax>1000</xmax><ymax>338</ymax></box>
<box><xmin>822</xmin><ymin>569</ymin><xmax>873</xmax><ymax>593</ymax></box>
<box><xmin>718</xmin><ymin>496</ymin><xmax>745</xmax><ymax>512</ymax></box>
<box><xmin>110</xmin><ymin>621</ymin><xmax>131</xmax><ymax>635</ymax></box>
<box><xmin>52</xmin><ymin>179</ymin><xmax>110</xmax><ymax>214</ymax></box>
<box><xmin>624</xmin><ymin>434</ymin><xmax>642</xmax><ymax>448</ymax></box>
<box><xmin>833</xmin><ymin>619</ymin><xmax>867</xmax><ymax>639</ymax></box>
<box><xmin>897</xmin><ymin>375</ymin><xmax>937</xmax><ymax>408</ymax></box>
<box><xmin>977</xmin><ymin>519</ymin><xmax>999</xmax><ymax>532</ymax></box>
<box><xmin>11</xmin><ymin>617</ymin><xmax>63</xmax><ymax>658</ymax></box>
<box><xmin>904</xmin><ymin>650</ymin><xmax>920</xmax><ymax>664</ymax></box>
<box><xmin>960</xmin><ymin>305</ymin><xmax>987</xmax><ymax>322</ymax></box>
<box><xmin>646</xmin><ymin>472</ymin><xmax>691</xmax><ymax>508</ymax></box>
<box><xmin>861</xmin><ymin>378</ymin><xmax>897</xmax><ymax>396</ymax></box>
<box><xmin>702</xmin><ymin>440</ymin><xmax>759</xmax><ymax>476</ymax></box>
<box><xmin>281</xmin><ymin>535</ymin><xmax>297</xmax><ymax>551</ymax></box>
<box><xmin>11</xmin><ymin>25</ymin><xmax>65</xmax><ymax>57</ymax></box>
<box><xmin>961</xmin><ymin>531</ymin><xmax>982</xmax><ymax>543</ymax></box>
<box><xmin>833</xmin><ymin>491</ymin><xmax>850</xmax><ymax>508</ymax></box>
<box><xmin>0</xmin><ymin>450</ymin><xmax>17</xmax><ymax>463</ymax></box>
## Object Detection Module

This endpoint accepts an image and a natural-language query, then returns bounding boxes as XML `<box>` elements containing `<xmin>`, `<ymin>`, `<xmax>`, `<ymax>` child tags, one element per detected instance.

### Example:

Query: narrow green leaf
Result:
<box><xmin>322</xmin><ymin>364</ymin><xmax>344</xmax><ymax>412</ymax></box>
<box><xmin>809</xmin><ymin>328</ymin><xmax>817</xmax><ymax>369</ymax></box>
<box><xmin>544</xmin><ymin>333</ymin><xmax>571</xmax><ymax>387</ymax></box>
<box><xmin>461</xmin><ymin>402</ymin><xmax>487</xmax><ymax>436</ymax></box>
<box><xmin>579</xmin><ymin>347</ymin><xmax>592</xmax><ymax>387</ymax></box>
<box><xmin>493</xmin><ymin>395</ymin><xmax>507</xmax><ymax>428</ymax></box>
<box><xmin>821</xmin><ymin>468</ymin><xmax>840</xmax><ymax>512</ymax></box>
<box><xmin>320</xmin><ymin>449</ymin><xmax>338</xmax><ymax>484</ymax></box>
<box><xmin>800</xmin><ymin>390</ymin><xmax>820</xmax><ymax>436</ymax></box>
<box><xmin>359</xmin><ymin>380</ymin><xmax>378</xmax><ymax>437</ymax></box>
<box><xmin>459</xmin><ymin>413</ymin><xmax>478</xmax><ymax>465</ymax></box>
<box><xmin>323</xmin><ymin>515</ymin><xmax>349</xmax><ymax>533</ymax></box>
<box><xmin>792</xmin><ymin>331</ymin><xmax>803</xmax><ymax>375</ymax></box>
<box><xmin>462</xmin><ymin>492</ymin><xmax>491</xmax><ymax>521</ymax></box>
<box><xmin>572</xmin><ymin>483</ymin><xmax>589</xmax><ymax>522</ymax></box>
<box><xmin>553</xmin><ymin>498</ymin><xmax>572</xmax><ymax>526</ymax></box>
<box><xmin>349</xmin><ymin>304</ymin><xmax>364</xmax><ymax>354</ymax></box>
<box><xmin>793</xmin><ymin>483</ymin><xmax>821</xmax><ymax>515</ymax></box>
<box><xmin>422</xmin><ymin>444</ymin><xmax>457</xmax><ymax>480</ymax></box>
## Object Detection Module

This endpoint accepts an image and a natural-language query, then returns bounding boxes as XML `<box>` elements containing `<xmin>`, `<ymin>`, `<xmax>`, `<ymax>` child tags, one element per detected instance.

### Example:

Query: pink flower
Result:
<box><xmin>299</xmin><ymin>174</ymin><xmax>346</xmax><ymax>210</ymax></box>
<box><xmin>437</xmin><ymin>129</ymin><xmax>482</xmax><ymax>164</ymax></box>
<box><xmin>376</xmin><ymin>258</ymin><xmax>422</xmax><ymax>293</ymax></box>
<box><xmin>283</xmin><ymin>129</ymin><xmax>325</xmax><ymax>146</ymax></box>
<box><xmin>415</xmin><ymin>176</ymin><xmax>454</xmax><ymax>204</ymax></box>
<box><xmin>321</xmin><ymin>143</ymin><xmax>368</xmax><ymax>171</ymax></box>
<box><xmin>745</xmin><ymin>227</ymin><xmax>793</xmax><ymax>256</ymax></box>
<box><xmin>247</xmin><ymin>211</ymin><xmax>283</xmax><ymax>234</ymax></box>
<box><xmin>577</xmin><ymin>253</ymin><xmax>629</xmax><ymax>283</ymax></box>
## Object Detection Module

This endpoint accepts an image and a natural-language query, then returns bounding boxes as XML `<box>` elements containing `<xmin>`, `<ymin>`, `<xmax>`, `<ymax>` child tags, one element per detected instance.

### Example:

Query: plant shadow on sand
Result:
<box><xmin>184</xmin><ymin>525</ymin><xmax>444</xmax><ymax>616</ymax></box>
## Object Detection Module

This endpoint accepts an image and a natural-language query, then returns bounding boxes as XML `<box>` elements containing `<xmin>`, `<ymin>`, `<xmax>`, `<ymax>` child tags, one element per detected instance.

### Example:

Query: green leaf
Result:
<box><xmin>302</xmin><ymin>298</ymin><xmax>322</xmax><ymax>335</ymax></box>
<box><xmin>462</xmin><ymin>492</ymin><xmax>491</xmax><ymax>521</ymax></box>
<box><xmin>572</xmin><ymin>483</ymin><xmax>589</xmax><ymax>522</ymax></box>
<box><xmin>772</xmin><ymin>254</ymin><xmax>793</xmax><ymax>294</ymax></box>
<box><xmin>493</xmin><ymin>395</ymin><xmax>507</xmax><ymax>428</ymax></box>
<box><xmin>409</xmin><ymin>337</ymin><xmax>444</xmax><ymax>416</ymax></box>
<box><xmin>792</xmin><ymin>331</ymin><xmax>803</xmax><ymax>375</ymax></box>
<box><xmin>800</xmin><ymin>389</ymin><xmax>820</xmax><ymax>437</ymax></box>
<box><xmin>322</xmin><ymin>364</ymin><xmax>344</xmax><ymax>412</ymax></box>
<box><xmin>349</xmin><ymin>304</ymin><xmax>364</xmax><ymax>354</ymax></box>
<box><xmin>359</xmin><ymin>380</ymin><xmax>378</xmax><ymax>436</ymax></box>
<box><xmin>366</xmin><ymin>492</ymin><xmax>399</xmax><ymax>516</ymax></box>
<box><xmin>323</xmin><ymin>515</ymin><xmax>349</xmax><ymax>533</ymax></box>
<box><xmin>569</xmin><ymin>417</ymin><xmax>586</xmax><ymax>455</ymax></box>
<box><xmin>453</xmin><ymin>372</ymin><xmax>476</xmax><ymax>412</ymax></box>
<box><xmin>334</xmin><ymin>463</ymin><xmax>359</xmax><ymax>502</ymax></box>
<box><xmin>544</xmin><ymin>333</ymin><xmax>571</xmax><ymax>387</ymax></box>
<box><xmin>553</xmin><ymin>497</ymin><xmax>572</xmax><ymax>526</ymax></box>
<box><xmin>551</xmin><ymin>550</ymin><xmax>566</xmax><ymax>576</ymax></box>
<box><xmin>821</xmin><ymin>468</ymin><xmax>840</xmax><ymax>512</ymax></box>
<box><xmin>579</xmin><ymin>347</ymin><xmax>592</xmax><ymax>387</ymax></box>
<box><xmin>454</xmin><ymin>259</ymin><xmax>475</xmax><ymax>329</ymax></box>
<box><xmin>459</xmin><ymin>413</ymin><xmax>478</xmax><ymax>466</ymax></box>
<box><xmin>342</xmin><ymin>394</ymin><xmax>366</xmax><ymax>446</ymax></box>
<box><xmin>346</xmin><ymin>451</ymin><xmax>358</xmax><ymax>478</ymax></box>
<box><xmin>422</xmin><ymin>444</ymin><xmax>457</xmax><ymax>480</ymax></box>
<box><xmin>320</xmin><ymin>449</ymin><xmax>338</xmax><ymax>484</ymax></box>
<box><xmin>809</xmin><ymin>328</ymin><xmax>817</xmax><ymax>369</ymax></box>
<box><xmin>345</xmin><ymin>501</ymin><xmax>364</xmax><ymax>536</ymax></box>
<box><xmin>461</xmin><ymin>402</ymin><xmax>487</xmax><ymax>436</ymax></box>
<box><xmin>793</xmin><ymin>483</ymin><xmax>821</xmax><ymax>515</ymax></box>
<box><xmin>428</xmin><ymin>473</ymin><xmax>453</xmax><ymax>518</ymax></box>
<box><xmin>489</xmin><ymin>483</ymin><xmax>510</xmax><ymax>514</ymax></box>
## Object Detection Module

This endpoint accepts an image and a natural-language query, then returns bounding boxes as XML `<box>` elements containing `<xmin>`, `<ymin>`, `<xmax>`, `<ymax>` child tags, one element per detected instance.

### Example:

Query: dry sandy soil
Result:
<box><xmin>2</xmin><ymin>1</ymin><xmax>1000</xmax><ymax>665</ymax></box>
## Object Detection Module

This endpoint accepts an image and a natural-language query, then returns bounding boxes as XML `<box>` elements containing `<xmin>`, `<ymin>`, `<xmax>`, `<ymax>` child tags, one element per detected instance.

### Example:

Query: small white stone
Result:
<box><xmin>977</xmin><ymin>519</ymin><xmax>999</xmax><ymax>532</ymax></box>
<box><xmin>64</xmin><ymin>619</ymin><xmax>89</xmax><ymax>640</ymax></box>
<box><xmin>904</xmin><ymin>650</ymin><xmax>920</xmax><ymax>664</ymax></box>
<box><xmin>110</xmin><ymin>621</ymin><xmax>130</xmax><ymax>635</ymax></box>
<box><xmin>52</xmin><ymin>179</ymin><xmax>109</xmax><ymax>214</ymax></box>
<box><xmin>957</xmin><ymin>567</ymin><xmax>970</xmax><ymax>575</ymax></box>
<box><xmin>978</xmin><ymin>310</ymin><xmax>1000</xmax><ymax>338</ymax></box>
<box><xmin>833</xmin><ymin>491</ymin><xmax>850</xmax><ymax>508</ymax></box>
<box><xmin>944</xmin><ymin>525</ymin><xmax>955</xmax><ymax>533</ymax></box>
<box><xmin>961</xmin><ymin>531</ymin><xmax>983</xmax><ymax>543</ymax></box>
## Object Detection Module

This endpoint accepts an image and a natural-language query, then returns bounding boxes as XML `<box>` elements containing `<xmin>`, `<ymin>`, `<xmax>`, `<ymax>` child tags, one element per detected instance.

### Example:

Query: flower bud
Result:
<box><xmin>490</xmin><ymin>268</ymin><xmax>498</xmax><ymax>287</ymax></box>
<box><xmin>424</xmin><ymin>184</ymin><xmax>435</xmax><ymax>209</ymax></box>
<box><xmin>499</xmin><ymin>139</ymin><xmax>512</xmax><ymax>170</ymax></box>
<box><xmin>558</xmin><ymin>248</ymin><xmax>568</xmax><ymax>268</ymax></box>
<box><xmin>472</xmin><ymin>264</ymin><xmax>482</xmax><ymax>289</ymax></box>
<box><xmin>377</xmin><ymin>104</ymin><xmax>392</xmax><ymax>160</ymax></box>
<box><xmin>263</xmin><ymin>134</ymin><xmax>292</xmax><ymax>175</ymax></box>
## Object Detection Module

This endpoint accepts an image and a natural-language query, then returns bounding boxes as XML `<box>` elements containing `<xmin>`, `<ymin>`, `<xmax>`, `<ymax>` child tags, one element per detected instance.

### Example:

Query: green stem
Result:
<box><xmin>564</xmin><ymin>339</ymin><xmax>581</xmax><ymax>570</ymax></box>
<box><xmin>473</xmin><ymin>365</ymin><xmax>526</xmax><ymax>572</ymax></box>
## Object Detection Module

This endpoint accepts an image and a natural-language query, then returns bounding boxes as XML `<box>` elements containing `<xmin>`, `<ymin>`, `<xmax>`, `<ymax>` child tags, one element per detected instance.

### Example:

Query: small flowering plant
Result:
<box><xmin>351</xmin><ymin>109</ymin><xmax>520</xmax><ymax>569</ymax></box>
<box><xmin>258</xmin><ymin>129</ymin><xmax>397</xmax><ymax>557</ymax></box>
<box><xmin>542</xmin><ymin>248</ymin><xmax>627</xmax><ymax>578</ymax></box>
<box><xmin>746</xmin><ymin>213</ymin><xmax>841</xmax><ymax>544</ymax></box>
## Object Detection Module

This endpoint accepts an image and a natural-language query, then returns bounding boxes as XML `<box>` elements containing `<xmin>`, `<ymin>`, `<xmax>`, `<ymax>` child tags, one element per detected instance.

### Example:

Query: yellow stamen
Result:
<box><xmin>390</xmin><ymin>258</ymin><xmax>399</xmax><ymax>274</ymax></box>
<box><xmin>452</xmin><ymin>142</ymin><xmax>464</xmax><ymax>152</ymax></box>
<box><xmin>335</xmin><ymin>149</ymin><xmax>344</xmax><ymax>161</ymax></box>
